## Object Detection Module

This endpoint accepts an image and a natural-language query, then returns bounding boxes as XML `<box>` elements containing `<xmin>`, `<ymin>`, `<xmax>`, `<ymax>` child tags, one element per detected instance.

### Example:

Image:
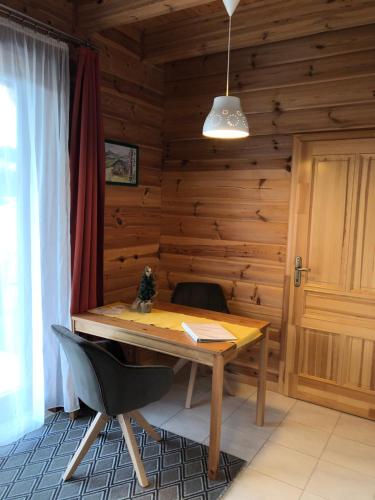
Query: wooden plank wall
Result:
<box><xmin>160</xmin><ymin>24</ymin><xmax>375</xmax><ymax>384</ymax></box>
<box><xmin>90</xmin><ymin>30</ymin><xmax>164</xmax><ymax>304</ymax></box>
<box><xmin>4</xmin><ymin>1</ymin><xmax>375</xmax><ymax>385</ymax></box>
<box><xmin>143</xmin><ymin>0</ymin><xmax>375</xmax><ymax>64</ymax></box>
<box><xmin>1</xmin><ymin>0</ymin><xmax>74</xmax><ymax>33</ymax></box>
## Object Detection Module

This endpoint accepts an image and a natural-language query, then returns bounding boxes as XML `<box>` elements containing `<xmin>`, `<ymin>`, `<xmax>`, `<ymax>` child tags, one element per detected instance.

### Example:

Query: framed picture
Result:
<box><xmin>105</xmin><ymin>139</ymin><xmax>139</xmax><ymax>186</ymax></box>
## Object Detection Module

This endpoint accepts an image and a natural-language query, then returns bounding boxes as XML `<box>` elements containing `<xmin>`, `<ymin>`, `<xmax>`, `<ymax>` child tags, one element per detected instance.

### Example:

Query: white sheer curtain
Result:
<box><xmin>0</xmin><ymin>18</ymin><xmax>78</xmax><ymax>445</ymax></box>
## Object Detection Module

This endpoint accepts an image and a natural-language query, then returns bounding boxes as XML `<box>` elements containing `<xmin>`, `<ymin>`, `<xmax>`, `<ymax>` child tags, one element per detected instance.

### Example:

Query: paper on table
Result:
<box><xmin>90</xmin><ymin>304</ymin><xmax>128</xmax><ymax>316</ymax></box>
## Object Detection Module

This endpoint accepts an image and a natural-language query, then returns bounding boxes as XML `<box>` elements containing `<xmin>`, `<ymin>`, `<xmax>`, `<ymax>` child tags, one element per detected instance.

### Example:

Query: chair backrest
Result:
<box><xmin>52</xmin><ymin>325</ymin><xmax>174</xmax><ymax>416</ymax></box>
<box><xmin>171</xmin><ymin>282</ymin><xmax>229</xmax><ymax>313</ymax></box>
<box><xmin>52</xmin><ymin>325</ymin><xmax>117</xmax><ymax>414</ymax></box>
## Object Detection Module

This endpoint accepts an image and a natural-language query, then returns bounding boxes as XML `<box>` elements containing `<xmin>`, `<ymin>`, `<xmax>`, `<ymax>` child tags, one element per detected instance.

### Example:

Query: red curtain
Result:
<box><xmin>70</xmin><ymin>48</ymin><xmax>105</xmax><ymax>314</ymax></box>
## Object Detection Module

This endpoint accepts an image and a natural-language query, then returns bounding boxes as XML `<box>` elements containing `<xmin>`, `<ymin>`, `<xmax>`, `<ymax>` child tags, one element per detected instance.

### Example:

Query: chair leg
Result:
<box><xmin>173</xmin><ymin>358</ymin><xmax>189</xmax><ymax>374</ymax></box>
<box><xmin>117</xmin><ymin>413</ymin><xmax>149</xmax><ymax>488</ymax></box>
<box><xmin>223</xmin><ymin>377</ymin><xmax>235</xmax><ymax>396</ymax></box>
<box><xmin>129</xmin><ymin>410</ymin><xmax>161</xmax><ymax>442</ymax></box>
<box><xmin>63</xmin><ymin>412</ymin><xmax>109</xmax><ymax>481</ymax></box>
<box><xmin>185</xmin><ymin>362</ymin><xmax>198</xmax><ymax>409</ymax></box>
<box><xmin>184</xmin><ymin>365</ymin><xmax>234</xmax><ymax>409</ymax></box>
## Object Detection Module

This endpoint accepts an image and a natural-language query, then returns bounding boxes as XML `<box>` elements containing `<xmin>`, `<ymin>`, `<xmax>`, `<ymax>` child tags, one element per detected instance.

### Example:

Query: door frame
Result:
<box><xmin>280</xmin><ymin>129</ymin><xmax>375</xmax><ymax>396</ymax></box>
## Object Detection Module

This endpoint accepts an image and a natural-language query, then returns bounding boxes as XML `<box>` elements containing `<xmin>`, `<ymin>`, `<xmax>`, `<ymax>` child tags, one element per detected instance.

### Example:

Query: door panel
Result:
<box><xmin>353</xmin><ymin>156</ymin><xmax>375</xmax><ymax>293</ymax></box>
<box><xmin>307</xmin><ymin>156</ymin><xmax>354</xmax><ymax>289</ymax></box>
<box><xmin>299</xmin><ymin>328</ymin><xmax>340</xmax><ymax>382</ymax></box>
<box><xmin>286</xmin><ymin>137</ymin><xmax>375</xmax><ymax>419</ymax></box>
<box><xmin>343</xmin><ymin>337</ymin><xmax>375</xmax><ymax>391</ymax></box>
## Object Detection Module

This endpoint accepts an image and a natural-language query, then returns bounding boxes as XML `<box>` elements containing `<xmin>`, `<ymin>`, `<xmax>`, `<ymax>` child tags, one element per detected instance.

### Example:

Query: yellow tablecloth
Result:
<box><xmin>89</xmin><ymin>303</ymin><xmax>261</xmax><ymax>348</ymax></box>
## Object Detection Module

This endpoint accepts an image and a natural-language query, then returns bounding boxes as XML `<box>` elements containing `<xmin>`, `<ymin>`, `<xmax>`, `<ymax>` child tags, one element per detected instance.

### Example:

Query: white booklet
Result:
<box><xmin>182</xmin><ymin>322</ymin><xmax>236</xmax><ymax>343</ymax></box>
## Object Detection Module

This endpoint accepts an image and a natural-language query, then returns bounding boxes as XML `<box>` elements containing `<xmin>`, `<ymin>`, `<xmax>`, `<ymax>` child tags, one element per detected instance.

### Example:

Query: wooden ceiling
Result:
<box><xmin>77</xmin><ymin>0</ymin><xmax>375</xmax><ymax>63</ymax></box>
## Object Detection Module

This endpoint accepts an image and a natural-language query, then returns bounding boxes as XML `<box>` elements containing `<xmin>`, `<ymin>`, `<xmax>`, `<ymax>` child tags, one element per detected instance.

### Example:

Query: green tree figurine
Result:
<box><xmin>132</xmin><ymin>266</ymin><xmax>156</xmax><ymax>313</ymax></box>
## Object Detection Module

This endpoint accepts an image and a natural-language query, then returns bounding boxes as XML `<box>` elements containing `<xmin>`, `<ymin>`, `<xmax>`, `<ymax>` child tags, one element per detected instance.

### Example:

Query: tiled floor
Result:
<box><xmin>140</xmin><ymin>368</ymin><xmax>375</xmax><ymax>499</ymax></box>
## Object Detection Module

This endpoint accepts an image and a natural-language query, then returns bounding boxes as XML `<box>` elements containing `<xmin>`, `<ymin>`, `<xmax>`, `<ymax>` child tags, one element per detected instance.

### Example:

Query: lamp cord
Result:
<box><xmin>226</xmin><ymin>15</ymin><xmax>232</xmax><ymax>96</ymax></box>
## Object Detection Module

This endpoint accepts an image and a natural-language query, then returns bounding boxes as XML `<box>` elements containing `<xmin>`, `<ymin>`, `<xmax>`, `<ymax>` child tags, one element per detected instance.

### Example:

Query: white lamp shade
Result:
<box><xmin>202</xmin><ymin>95</ymin><xmax>249</xmax><ymax>139</ymax></box>
<box><xmin>222</xmin><ymin>0</ymin><xmax>241</xmax><ymax>16</ymax></box>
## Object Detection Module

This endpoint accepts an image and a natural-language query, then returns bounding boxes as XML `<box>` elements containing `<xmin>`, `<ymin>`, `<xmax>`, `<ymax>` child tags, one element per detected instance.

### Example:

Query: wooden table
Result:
<box><xmin>71</xmin><ymin>301</ymin><xmax>270</xmax><ymax>479</ymax></box>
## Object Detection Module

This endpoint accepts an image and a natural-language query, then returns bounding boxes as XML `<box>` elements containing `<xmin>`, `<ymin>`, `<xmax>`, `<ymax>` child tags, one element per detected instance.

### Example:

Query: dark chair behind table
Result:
<box><xmin>171</xmin><ymin>282</ymin><xmax>234</xmax><ymax>408</ymax></box>
<box><xmin>52</xmin><ymin>325</ymin><xmax>173</xmax><ymax>487</ymax></box>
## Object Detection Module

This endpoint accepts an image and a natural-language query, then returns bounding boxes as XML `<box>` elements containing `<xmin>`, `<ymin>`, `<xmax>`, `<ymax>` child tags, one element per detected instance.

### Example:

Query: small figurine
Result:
<box><xmin>131</xmin><ymin>266</ymin><xmax>156</xmax><ymax>313</ymax></box>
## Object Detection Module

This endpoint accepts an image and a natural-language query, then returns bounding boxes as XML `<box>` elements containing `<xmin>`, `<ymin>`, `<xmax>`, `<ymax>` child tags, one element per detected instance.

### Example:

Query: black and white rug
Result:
<box><xmin>0</xmin><ymin>411</ymin><xmax>245</xmax><ymax>499</ymax></box>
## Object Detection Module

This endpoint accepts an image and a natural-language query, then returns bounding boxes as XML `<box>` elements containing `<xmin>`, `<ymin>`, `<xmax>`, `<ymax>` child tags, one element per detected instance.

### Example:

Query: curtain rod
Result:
<box><xmin>0</xmin><ymin>3</ymin><xmax>97</xmax><ymax>50</ymax></box>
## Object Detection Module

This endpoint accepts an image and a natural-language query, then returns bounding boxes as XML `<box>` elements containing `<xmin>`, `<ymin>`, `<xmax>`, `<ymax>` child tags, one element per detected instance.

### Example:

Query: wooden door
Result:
<box><xmin>285</xmin><ymin>135</ymin><xmax>375</xmax><ymax>419</ymax></box>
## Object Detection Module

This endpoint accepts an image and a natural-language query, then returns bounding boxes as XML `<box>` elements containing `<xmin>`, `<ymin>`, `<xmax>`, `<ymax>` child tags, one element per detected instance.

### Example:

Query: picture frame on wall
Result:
<box><xmin>105</xmin><ymin>139</ymin><xmax>139</xmax><ymax>186</ymax></box>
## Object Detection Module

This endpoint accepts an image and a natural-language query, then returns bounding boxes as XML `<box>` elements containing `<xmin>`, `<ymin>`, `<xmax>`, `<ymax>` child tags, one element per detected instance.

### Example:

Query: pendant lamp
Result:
<box><xmin>203</xmin><ymin>0</ymin><xmax>249</xmax><ymax>139</ymax></box>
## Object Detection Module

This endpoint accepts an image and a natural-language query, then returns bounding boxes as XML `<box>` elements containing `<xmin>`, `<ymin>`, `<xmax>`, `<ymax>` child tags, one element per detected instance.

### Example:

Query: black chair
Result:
<box><xmin>171</xmin><ymin>282</ymin><xmax>229</xmax><ymax>314</ymax></box>
<box><xmin>171</xmin><ymin>282</ymin><xmax>234</xmax><ymax>408</ymax></box>
<box><xmin>52</xmin><ymin>325</ymin><xmax>173</xmax><ymax>487</ymax></box>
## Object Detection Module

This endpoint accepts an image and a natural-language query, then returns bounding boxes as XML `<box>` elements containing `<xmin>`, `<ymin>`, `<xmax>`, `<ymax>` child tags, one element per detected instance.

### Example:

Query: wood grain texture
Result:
<box><xmin>1</xmin><ymin>0</ymin><xmax>74</xmax><ymax>33</ymax></box>
<box><xmin>141</xmin><ymin>0</ymin><xmax>375</xmax><ymax>63</ymax></box>
<box><xmin>77</xmin><ymin>0</ymin><xmax>217</xmax><ymax>33</ymax></box>
<box><xmin>161</xmin><ymin>24</ymin><xmax>375</xmax><ymax>386</ymax></box>
<box><xmin>96</xmin><ymin>31</ymin><xmax>164</xmax><ymax>305</ymax></box>
<box><xmin>256</xmin><ymin>327</ymin><xmax>269</xmax><ymax>425</ymax></box>
<box><xmin>117</xmin><ymin>413</ymin><xmax>149</xmax><ymax>487</ymax></box>
<box><xmin>63</xmin><ymin>413</ymin><xmax>109</xmax><ymax>481</ymax></box>
<box><xmin>208</xmin><ymin>354</ymin><xmax>224</xmax><ymax>479</ymax></box>
<box><xmin>164</xmin><ymin>24</ymin><xmax>375</xmax><ymax>81</ymax></box>
<box><xmin>285</xmin><ymin>136</ymin><xmax>375</xmax><ymax>419</ymax></box>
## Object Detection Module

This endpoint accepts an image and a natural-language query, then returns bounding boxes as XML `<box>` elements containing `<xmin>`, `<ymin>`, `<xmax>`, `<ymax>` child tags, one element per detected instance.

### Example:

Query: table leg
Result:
<box><xmin>208</xmin><ymin>354</ymin><xmax>224</xmax><ymax>480</ymax></box>
<box><xmin>256</xmin><ymin>327</ymin><xmax>269</xmax><ymax>426</ymax></box>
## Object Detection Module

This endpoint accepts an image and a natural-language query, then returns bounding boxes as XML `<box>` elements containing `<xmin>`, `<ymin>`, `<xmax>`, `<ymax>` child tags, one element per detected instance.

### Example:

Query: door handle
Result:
<box><xmin>294</xmin><ymin>256</ymin><xmax>310</xmax><ymax>287</ymax></box>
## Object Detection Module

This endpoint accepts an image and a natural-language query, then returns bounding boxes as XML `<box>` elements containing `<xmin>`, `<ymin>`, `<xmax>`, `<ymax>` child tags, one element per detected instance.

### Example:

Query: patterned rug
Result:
<box><xmin>0</xmin><ymin>411</ymin><xmax>245</xmax><ymax>499</ymax></box>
